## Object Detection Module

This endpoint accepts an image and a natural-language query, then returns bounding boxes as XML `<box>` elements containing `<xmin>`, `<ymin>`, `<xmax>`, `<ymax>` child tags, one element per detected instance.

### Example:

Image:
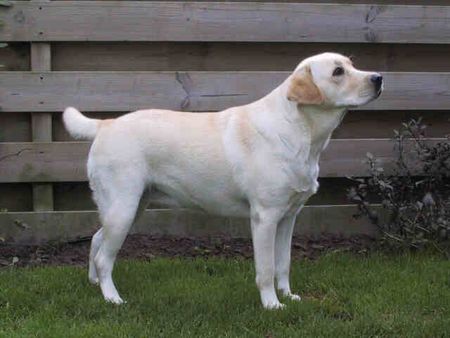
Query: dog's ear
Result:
<box><xmin>287</xmin><ymin>66</ymin><xmax>324</xmax><ymax>105</ymax></box>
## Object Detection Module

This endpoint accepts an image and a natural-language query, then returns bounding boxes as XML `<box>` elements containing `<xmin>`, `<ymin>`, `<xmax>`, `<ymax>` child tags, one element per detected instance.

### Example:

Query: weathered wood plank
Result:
<box><xmin>30</xmin><ymin>45</ymin><xmax>52</xmax><ymax>143</ymax></box>
<box><xmin>1</xmin><ymin>2</ymin><xmax>449</xmax><ymax>43</ymax></box>
<box><xmin>30</xmin><ymin>43</ymin><xmax>51</xmax><ymax>71</ymax></box>
<box><xmin>0</xmin><ymin>205</ymin><xmax>377</xmax><ymax>244</ymax></box>
<box><xmin>0</xmin><ymin>142</ymin><xmax>88</xmax><ymax>182</ymax></box>
<box><xmin>30</xmin><ymin>41</ymin><xmax>54</xmax><ymax>211</ymax></box>
<box><xmin>52</xmin><ymin>42</ymin><xmax>450</xmax><ymax>72</ymax></box>
<box><xmin>1</xmin><ymin>71</ymin><xmax>449</xmax><ymax>112</ymax></box>
<box><xmin>30</xmin><ymin>44</ymin><xmax>52</xmax><ymax>143</ymax></box>
<box><xmin>31</xmin><ymin>183</ymin><xmax>53</xmax><ymax>211</ymax></box>
<box><xmin>1</xmin><ymin>139</ymin><xmax>446</xmax><ymax>183</ymax></box>
<box><xmin>50</xmin><ymin>110</ymin><xmax>450</xmax><ymax>141</ymax></box>
<box><xmin>30</xmin><ymin>0</ymin><xmax>450</xmax><ymax>4</ymax></box>
<box><xmin>334</xmin><ymin>111</ymin><xmax>450</xmax><ymax>139</ymax></box>
<box><xmin>31</xmin><ymin>112</ymin><xmax>52</xmax><ymax>142</ymax></box>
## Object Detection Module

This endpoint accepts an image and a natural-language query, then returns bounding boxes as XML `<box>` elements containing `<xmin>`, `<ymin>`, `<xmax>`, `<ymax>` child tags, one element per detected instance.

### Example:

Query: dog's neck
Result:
<box><xmin>298</xmin><ymin>105</ymin><xmax>346</xmax><ymax>154</ymax></box>
<box><xmin>244</xmin><ymin>81</ymin><xmax>346</xmax><ymax>193</ymax></box>
<box><xmin>258</xmin><ymin>83</ymin><xmax>346</xmax><ymax>153</ymax></box>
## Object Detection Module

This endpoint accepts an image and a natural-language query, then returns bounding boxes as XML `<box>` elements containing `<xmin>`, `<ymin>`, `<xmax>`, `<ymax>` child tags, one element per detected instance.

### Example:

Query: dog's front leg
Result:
<box><xmin>250</xmin><ymin>208</ymin><xmax>284</xmax><ymax>309</ymax></box>
<box><xmin>275</xmin><ymin>211</ymin><xmax>301</xmax><ymax>301</ymax></box>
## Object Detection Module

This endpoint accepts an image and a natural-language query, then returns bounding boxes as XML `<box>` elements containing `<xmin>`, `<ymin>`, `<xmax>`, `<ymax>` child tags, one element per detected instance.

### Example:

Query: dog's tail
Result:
<box><xmin>63</xmin><ymin>107</ymin><xmax>100</xmax><ymax>140</ymax></box>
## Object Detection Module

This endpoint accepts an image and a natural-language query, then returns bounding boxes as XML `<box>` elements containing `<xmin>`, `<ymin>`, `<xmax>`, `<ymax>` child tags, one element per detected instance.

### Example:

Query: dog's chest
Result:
<box><xmin>283</xmin><ymin>160</ymin><xmax>320</xmax><ymax>195</ymax></box>
<box><xmin>277</xmin><ymin>136</ymin><xmax>324</xmax><ymax>195</ymax></box>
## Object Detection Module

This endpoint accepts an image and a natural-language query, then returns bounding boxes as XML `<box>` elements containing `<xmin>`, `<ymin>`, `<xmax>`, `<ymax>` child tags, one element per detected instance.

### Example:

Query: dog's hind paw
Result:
<box><xmin>89</xmin><ymin>277</ymin><xmax>99</xmax><ymax>285</ymax></box>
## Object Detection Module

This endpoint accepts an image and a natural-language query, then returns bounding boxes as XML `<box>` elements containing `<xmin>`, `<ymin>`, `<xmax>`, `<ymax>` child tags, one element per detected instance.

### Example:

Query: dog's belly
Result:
<box><xmin>149</xmin><ymin>181</ymin><xmax>250</xmax><ymax>218</ymax></box>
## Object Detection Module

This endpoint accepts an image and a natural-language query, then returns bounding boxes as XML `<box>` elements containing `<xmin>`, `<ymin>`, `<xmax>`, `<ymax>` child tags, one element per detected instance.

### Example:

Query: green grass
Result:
<box><xmin>0</xmin><ymin>253</ymin><xmax>449</xmax><ymax>337</ymax></box>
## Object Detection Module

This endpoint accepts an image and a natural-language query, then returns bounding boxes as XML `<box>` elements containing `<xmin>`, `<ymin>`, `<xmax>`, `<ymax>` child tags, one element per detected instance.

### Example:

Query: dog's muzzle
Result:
<box><xmin>370</xmin><ymin>74</ymin><xmax>383</xmax><ymax>98</ymax></box>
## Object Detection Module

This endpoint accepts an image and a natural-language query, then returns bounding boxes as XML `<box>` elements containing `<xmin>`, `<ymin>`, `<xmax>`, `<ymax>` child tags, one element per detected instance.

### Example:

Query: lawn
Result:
<box><xmin>0</xmin><ymin>253</ymin><xmax>449</xmax><ymax>337</ymax></box>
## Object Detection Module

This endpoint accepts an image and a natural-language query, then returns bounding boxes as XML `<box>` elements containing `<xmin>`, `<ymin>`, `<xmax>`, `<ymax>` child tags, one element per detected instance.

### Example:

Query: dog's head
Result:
<box><xmin>287</xmin><ymin>52</ymin><xmax>383</xmax><ymax>108</ymax></box>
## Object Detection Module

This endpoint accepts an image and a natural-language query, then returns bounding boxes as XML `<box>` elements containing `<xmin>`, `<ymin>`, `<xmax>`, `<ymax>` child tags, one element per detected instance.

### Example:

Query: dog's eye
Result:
<box><xmin>332</xmin><ymin>67</ymin><xmax>344</xmax><ymax>77</ymax></box>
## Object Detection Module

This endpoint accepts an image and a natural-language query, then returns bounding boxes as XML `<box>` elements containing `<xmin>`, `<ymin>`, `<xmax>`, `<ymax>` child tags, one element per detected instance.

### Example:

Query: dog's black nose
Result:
<box><xmin>370</xmin><ymin>74</ymin><xmax>383</xmax><ymax>92</ymax></box>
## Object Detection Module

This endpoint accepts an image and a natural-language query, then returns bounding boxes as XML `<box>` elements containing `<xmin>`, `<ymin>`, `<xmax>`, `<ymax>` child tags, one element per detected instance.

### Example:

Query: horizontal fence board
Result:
<box><xmin>2</xmin><ymin>71</ymin><xmax>449</xmax><ymax>112</ymax></box>
<box><xmin>50</xmin><ymin>110</ymin><xmax>450</xmax><ymax>141</ymax></box>
<box><xmin>29</xmin><ymin>0</ymin><xmax>450</xmax><ymax>4</ymax></box>
<box><xmin>335</xmin><ymin>111</ymin><xmax>450</xmax><ymax>139</ymax></box>
<box><xmin>2</xmin><ymin>139</ymin><xmax>446</xmax><ymax>183</ymax></box>
<box><xmin>0</xmin><ymin>142</ymin><xmax>87</xmax><ymax>182</ymax></box>
<box><xmin>52</xmin><ymin>42</ymin><xmax>450</xmax><ymax>72</ymax></box>
<box><xmin>32</xmin><ymin>1</ymin><xmax>450</xmax><ymax>4</ymax></box>
<box><xmin>0</xmin><ymin>205</ymin><xmax>376</xmax><ymax>244</ymax></box>
<box><xmin>1</xmin><ymin>2</ymin><xmax>449</xmax><ymax>43</ymax></box>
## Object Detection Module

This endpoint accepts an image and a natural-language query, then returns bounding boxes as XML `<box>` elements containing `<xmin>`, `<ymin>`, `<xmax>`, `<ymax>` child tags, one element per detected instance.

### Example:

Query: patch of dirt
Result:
<box><xmin>0</xmin><ymin>234</ymin><xmax>375</xmax><ymax>268</ymax></box>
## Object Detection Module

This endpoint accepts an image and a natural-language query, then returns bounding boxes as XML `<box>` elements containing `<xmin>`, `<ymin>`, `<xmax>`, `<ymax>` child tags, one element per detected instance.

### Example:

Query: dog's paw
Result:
<box><xmin>286</xmin><ymin>293</ymin><xmax>301</xmax><ymax>301</ymax></box>
<box><xmin>279</xmin><ymin>289</ymin><xmax>302</xmax><ymax>302</ymax></box>
<box><xmin>263</xmin><ymin>300</ymin><xmax>286</xmax><ymax>310</ymax></box>
<box><xmin>89</xmin><ymin>277</ymin><xmax>99</xmax><ymax>285</ymax></box>
<box><xmin>104</xmin><ymin>295</ymin><xmax>126</xmax><ymax>305</ymax></box>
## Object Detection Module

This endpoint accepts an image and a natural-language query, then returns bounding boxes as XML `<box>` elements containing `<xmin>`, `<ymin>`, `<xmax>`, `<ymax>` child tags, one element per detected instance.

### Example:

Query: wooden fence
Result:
<box><xmin>0</xmin><ymin>1</ymin><xmax>449</xmax><ymax>244</ymax></box>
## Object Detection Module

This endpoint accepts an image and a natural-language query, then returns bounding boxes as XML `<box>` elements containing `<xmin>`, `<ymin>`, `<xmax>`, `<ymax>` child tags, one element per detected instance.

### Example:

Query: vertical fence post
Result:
<box><xmin>30</xmin><ymin>42</ymin><xmax>54</xmax><ymax>211</ymax></box>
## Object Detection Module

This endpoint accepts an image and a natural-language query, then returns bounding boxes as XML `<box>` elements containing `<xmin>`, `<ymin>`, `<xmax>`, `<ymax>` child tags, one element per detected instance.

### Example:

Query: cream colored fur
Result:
<box><xmin>63</xmin><ymin>53</ymin><xmax>382</xmax><ymax>309</ymax></box>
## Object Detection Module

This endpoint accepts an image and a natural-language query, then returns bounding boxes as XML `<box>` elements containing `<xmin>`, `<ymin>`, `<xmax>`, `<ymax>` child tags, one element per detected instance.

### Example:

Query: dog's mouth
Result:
<box><xmin>361</xmin><ymin>90</ymin><xmax>382</xmax><ymax>106</ymax></box>
<box><xmin>364</xmin><ymin>87</ymin><xmax>383</xmax><ymax>104</ymax></box>
<box><xmin>374</xmin><ymin>88</ymin><xmax>383</xmax><ymax>99</ymax></box>
<box><xmin>347</xmin><ymin>90</ymin><xmax>382</xmax><ymax>109</ymax></box>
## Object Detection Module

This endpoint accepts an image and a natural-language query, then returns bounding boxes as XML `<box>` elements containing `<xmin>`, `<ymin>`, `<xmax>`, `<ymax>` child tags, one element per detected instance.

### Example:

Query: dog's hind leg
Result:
<box><xmin>88</xmin><ymin>189</ymin><xmax>150</xmax><ymax>286</ymax></box>
<box><xmin>90</xmin><ymin>172</ymin><xmax>147</xmax><ymax>304</ymax></box>
<box><xmin>95</xmin><ymin>198</ymin><xmax>143</xmax><ymax>304</ymax></box>
<box><xmin>133</xmin><ymin>188</ymin><xmax>152</xmax><ymax>225</ymax></box>
<box><xmin>88</xmin><ymin>227</ymin><xmax>103</xmax><ymax>285</ymax></box>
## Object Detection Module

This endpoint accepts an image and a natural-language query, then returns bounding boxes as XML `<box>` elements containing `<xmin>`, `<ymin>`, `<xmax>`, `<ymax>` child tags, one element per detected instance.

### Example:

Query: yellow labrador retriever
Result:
<box><xmin>63</xmin><ymin>53</ymin><xmax>383</xmax><ymax>309</ymax></box>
